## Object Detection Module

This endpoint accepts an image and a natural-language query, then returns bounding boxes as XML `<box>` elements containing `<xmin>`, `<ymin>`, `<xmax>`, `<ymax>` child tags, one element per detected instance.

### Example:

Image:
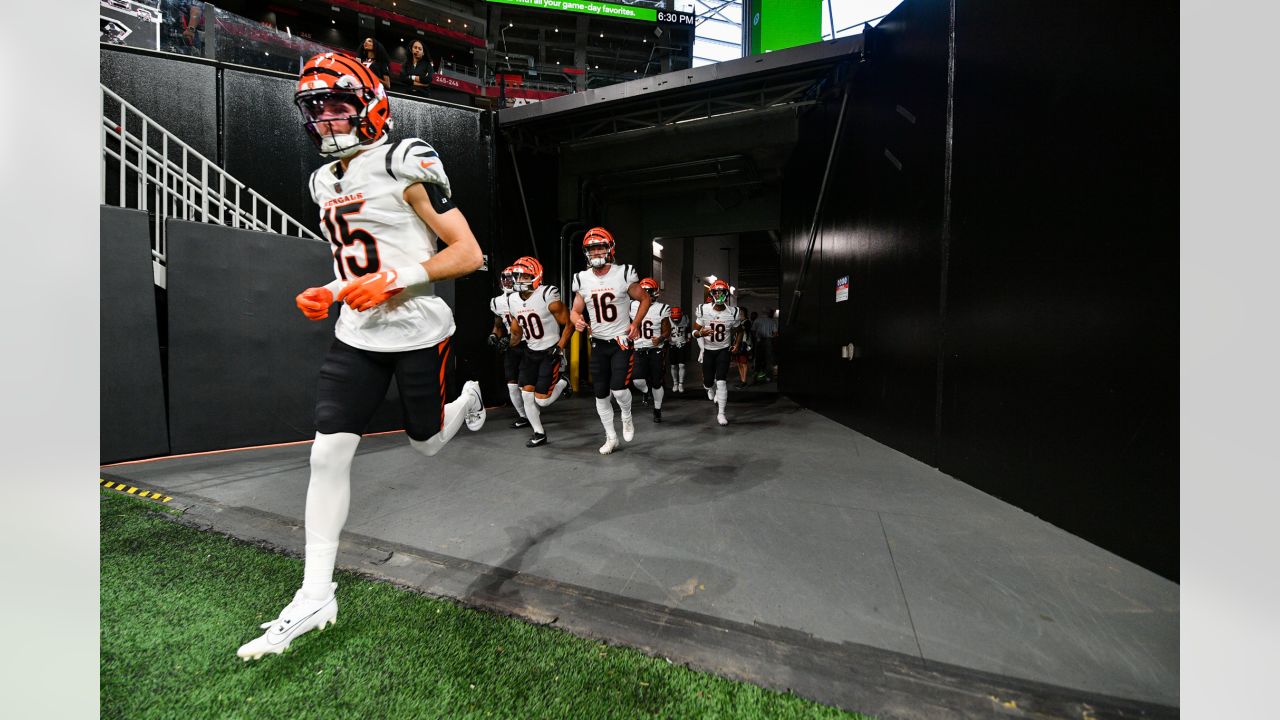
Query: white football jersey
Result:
<box><xmin>669</xmin><ymin>316</ymin><xmax>691</xmax><ymax>347</ymax></box>
<box><xmin>309</xmin><ymin>137</ymin><xmax>456</xmax><ymax>352</ymax></box>
<box><xmin>489</xmin><ymin>291</ymin><xmax>520</xmax><ymax>346</ymax></box>
<box><xmin>572</xmin><ymin>263</ymin><xmax>639</xmax><ymax>341</ymax></box>
<box><xmin>694</xmin><ymin>303</ymin><xmax>743</xmax><ymax>351</ymax></box>
<box><xmin>507</xmin><ymin>285</ymin><xmax>563</xmax><ymax>352</ymax></box>
<box><xmin>629</xmin><ymin>300</ymin><xmax>671</xmax><ymax>350</ymax></box>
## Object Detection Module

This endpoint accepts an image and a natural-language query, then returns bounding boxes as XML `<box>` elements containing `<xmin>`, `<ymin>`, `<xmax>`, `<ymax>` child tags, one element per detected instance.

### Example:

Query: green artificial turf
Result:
<box><xmin>101</xmin><ymin>491</ymin><xmax>874</xmax><ymax>719</ymax></box>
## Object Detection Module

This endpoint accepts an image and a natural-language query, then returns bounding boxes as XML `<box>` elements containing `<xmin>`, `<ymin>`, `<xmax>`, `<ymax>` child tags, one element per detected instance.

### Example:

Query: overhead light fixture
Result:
<box><xmin>706</xmin><ymin>275</ymin><xmax>717</xmax><ymax>283</ymax></box>
<box><xmin>600</xmin><ymin>32</ymin><xmax>604</xmax><ymax>38</ymax></box>
<box><xmin>447</xmin><ymin>19</ymin><xmax>451</xmax><ymax>23</ymax></box>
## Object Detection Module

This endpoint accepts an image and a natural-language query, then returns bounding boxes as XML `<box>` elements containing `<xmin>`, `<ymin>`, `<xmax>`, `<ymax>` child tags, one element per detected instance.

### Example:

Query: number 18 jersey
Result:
<box><xmin>572</xmin><ymin>263</ymin><xmax>638</xmax><ymax>341</ymax></box>
<box><xmin>695</xmin><ymin>303</ymin><xmax>742</xmax><ymax>351</ymax></box>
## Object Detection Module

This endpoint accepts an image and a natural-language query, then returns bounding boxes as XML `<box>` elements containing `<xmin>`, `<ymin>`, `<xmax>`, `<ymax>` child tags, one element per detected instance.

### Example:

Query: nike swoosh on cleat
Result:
<box><xmin>264</xmin><ymin>605</ymin><xmax>327</xmax><ymax>645</ymax></box>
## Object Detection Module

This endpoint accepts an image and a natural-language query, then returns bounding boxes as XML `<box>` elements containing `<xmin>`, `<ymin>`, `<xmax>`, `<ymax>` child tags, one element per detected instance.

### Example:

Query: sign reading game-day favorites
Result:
<box><xmin>487</xmin><ymin>0</ymin><xmax>694</xmax><ymax>25</ymax></box>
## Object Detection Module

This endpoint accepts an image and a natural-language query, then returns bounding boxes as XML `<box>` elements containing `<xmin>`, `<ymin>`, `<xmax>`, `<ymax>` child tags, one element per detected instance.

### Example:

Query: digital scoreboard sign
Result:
<box><xmin>486</xmin><ymin>0</ymin><xmax>694</xmax><ymax>25</ymax></box>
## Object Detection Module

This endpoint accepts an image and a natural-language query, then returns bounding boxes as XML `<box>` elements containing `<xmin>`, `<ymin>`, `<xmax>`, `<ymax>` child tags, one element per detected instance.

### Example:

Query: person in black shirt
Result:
<box><xmin>401</xmin><ymin>40</ymin><xmax>433</xmax><ymax>97</ymax></box>
<box><xmin>357</xmin><ymin>37</ymin><xmax>392</xmax><ymax>91</ymax></box>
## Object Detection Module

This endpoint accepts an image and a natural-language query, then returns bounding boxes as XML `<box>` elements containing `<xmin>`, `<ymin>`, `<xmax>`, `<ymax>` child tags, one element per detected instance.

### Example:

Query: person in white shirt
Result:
<box><xmin>238</xmin><ymin>53</ymin><xmax>486</xmax><ymax>661</ymax></box>
<box><xmin>692</xmin><ymin>279</ymin><xmax>744</xmax><ymax>426</ymax></box>
<box><xmin>569</xmin><ymin>227</ymin><xmax>650</xmax><ymax>454</ymax></box>
<box><xmin>629</xmin><ymin>278</ymin><xmax>671</xmax><ymax>422</ymax></box>
<box><xmin>507</xmin><ymin>256</ymin><xmax>574</xmax><ymax>447</ymax></box>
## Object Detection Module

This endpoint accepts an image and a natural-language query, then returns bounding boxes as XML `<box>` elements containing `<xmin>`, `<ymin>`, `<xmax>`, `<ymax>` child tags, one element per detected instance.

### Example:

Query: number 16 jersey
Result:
<box><xmin>572</xmin><ymin>263</ymin><xmax>639</xmax><ymax>342</ymax></box>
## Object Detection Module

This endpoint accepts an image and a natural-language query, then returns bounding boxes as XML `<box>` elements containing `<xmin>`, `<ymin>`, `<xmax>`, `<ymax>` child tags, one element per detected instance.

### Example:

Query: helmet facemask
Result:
<box><xmin>499</xmin><ymin>268</ymin><xmax>515</xmax><ymax>292</ymax></box>
<box><xmin>297</xmin><ymin>91</ymin><xmax>370</xmax><ymax>158</ymax></box>
<box><xmin>512</xmin><ymin>270</ymin><xmax>536</xmax><ymax>293</ymax></box>
<box><xmin>584</xmin><ymin>241</ymin><xmax>612</xmax><ymax>269</ymax></box>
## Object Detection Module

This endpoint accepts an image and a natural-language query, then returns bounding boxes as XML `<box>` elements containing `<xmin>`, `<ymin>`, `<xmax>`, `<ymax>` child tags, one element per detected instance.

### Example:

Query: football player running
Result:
<box><xmin>569</xmin><ymin>227</ymin><xmax>650</xmax><ymax>454</ymax></box>
<box><xmin>692</xmin><ymin>279</ymin><xmax>744</xmax><ymax>426</ymax></box>
<box><xmin>629</xmin><ymin>278</ymin><xmax>671</xmax><ymax>422</ymax></box>
<box><xmin>238</xmin><ymin>53</ymin><xmax>486</xmax><ymax>660</ymax></box>
<box><xmin>489</xmin><ymin>264</ymin><xmax>529</xmax><ymax>429</ymax></box>
<box><xmin>506</xmin><ymin>256</ymin><xmax>574</xmax><ymax>447</ymax></box>
<box><xmin>668</xmin><ymin>306</ymin><xmax>690</xmax><ymax>393</ymax></box>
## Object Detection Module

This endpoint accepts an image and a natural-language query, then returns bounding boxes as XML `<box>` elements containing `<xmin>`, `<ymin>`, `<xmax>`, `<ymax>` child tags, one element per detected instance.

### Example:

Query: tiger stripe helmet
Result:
<box><xmin>708</xmin><ymin>279</ymin><xmax>731</xmax><ymax>305</ymax></box>
<box><xmin>295</xmin><ymin>53</ymin><xmax>391</xmax><ymax>157</ymax></box>
<box><xmin>582</xmin><ymin>227</ymin><xmax>615</xmax><ymax>268</ymax></box>
<box><xmin>639</xmin><ymin>277</ymin><xmax>659</xmax><ymax>299</ymax></box>
<box><xmin>512</xmin><ymin>256</ymin><xmax>543</xmax><ymax>292</ymax></box>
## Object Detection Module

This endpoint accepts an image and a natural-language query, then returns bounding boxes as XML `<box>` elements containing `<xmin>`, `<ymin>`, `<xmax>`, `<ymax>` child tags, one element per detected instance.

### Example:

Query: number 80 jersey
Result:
<box><xmin>572</xmin><ymin>263</ymin><xmax>639</xmax><ymax>341</ymax></box>
<box><xmin>308</xmin><ymin>137</ymin><xmax>456</xmax><ymax>352</ymax></box>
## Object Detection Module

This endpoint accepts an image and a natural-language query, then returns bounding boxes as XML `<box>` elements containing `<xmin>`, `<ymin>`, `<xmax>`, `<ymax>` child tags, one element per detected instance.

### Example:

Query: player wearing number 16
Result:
<box><xmin>569</xmin><ymin>227</ymin><xmax>651</xmax><ymax>455</ymax></box>
<box><xmin>242</xmin><ymin>53</ymin><xmax>487</xmax><ymax>661</ymax></box>
<box><xmin>629</xmin><ymin>278</ymin><xmax>671</xmax><ymax>423</ymax></box>
<box><xmin>506</xmin><ymin>256</ymin><xmax>574</xmax><ymax>448</ymax></box>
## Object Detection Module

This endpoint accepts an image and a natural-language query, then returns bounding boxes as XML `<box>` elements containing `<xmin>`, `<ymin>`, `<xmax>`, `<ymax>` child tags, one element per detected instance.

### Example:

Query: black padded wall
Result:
<box><xmin>778</xmin><ymin>0</ymin><xmax>1177</xmax><ymax>578</ymax></box>
<box><xmin>101</xmin><ymin>207</ymin><xmax>170</xmax><ymax>463</ymax></box>
<box><xmin>939</xmin><ymin>0</ymin><xmax>1179</xmax><ymax>579</ymax></box>
<box><xmin>165</xmin><ymin>220</ymin><xmax>402</xmax><ymax>454</ymax></box>
<box><xmin>99</xmin><ymin>48</ymin><xmax>219</xmax><ymax>160</ymax></box>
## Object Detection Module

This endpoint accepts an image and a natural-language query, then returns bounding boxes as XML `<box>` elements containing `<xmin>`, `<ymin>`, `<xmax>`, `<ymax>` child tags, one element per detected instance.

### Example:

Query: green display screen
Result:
<box><xmin>486</xmin><ymin>0</ymin><xmax>657</xmax><ymax>22</ymax></box>
<box><xmin>749</xmin><ymin>0</ymin><xmax>823</xmax><ymax>54</ymax></box>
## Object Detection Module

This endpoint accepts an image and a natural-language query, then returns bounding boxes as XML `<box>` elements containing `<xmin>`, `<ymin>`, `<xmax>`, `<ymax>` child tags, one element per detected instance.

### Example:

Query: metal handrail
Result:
<box><xmin>100</xmin><ymin>83</ymin><xmax>322</xmax><ymax>285</ymax></box>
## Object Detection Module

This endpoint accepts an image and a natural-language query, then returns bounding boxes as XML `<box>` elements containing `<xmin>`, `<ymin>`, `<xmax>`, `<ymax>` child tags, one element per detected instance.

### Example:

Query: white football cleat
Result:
<box><xmin>462</xmin><ymin>380</ymin><xmax>486</xmax><ymax>431</ymax></box>
<box><xmin>706</xmin><ymin>386</ymin><xmax>715</xmax><ymax>401</ymax></box>
<box><xmin>599</xmin><ymin>435</ymin><xmax>619</xmax><ymax>455</ymax></box>
<box><xmin>621</xmin><ymin>414</ymin><xmax>635</xmax><ymax>442</ymax></box>
<box><xmin>717</xmin><ymin>413</ymin><xmax>729</xmax><ymax>426</ymax></box>
<box><xmin>237</xmin><ymin>583</ymin><xmax>337</xmax><ymax>661</ymax></box>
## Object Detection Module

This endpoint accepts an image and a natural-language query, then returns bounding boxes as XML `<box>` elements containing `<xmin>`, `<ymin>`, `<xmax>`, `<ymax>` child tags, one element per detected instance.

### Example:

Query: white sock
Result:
<box><xmin>303</xmin><ymin>432</ymin><xmax>360</xmax><ymax>599</ymax></box>
<box><xmin>672</xmin><ymin>364</ymin><xmax>680</xmax><ymax>385</ymax></box>
<box><xmin>536</xmin><ymin>378</ymin><xmax>568</xmax><ymax>407</ymax></box>
<box><xmin>522</xmin><ymin>390</ymin><xmax>543</xmax><ymax>434</ymax></box>
<box><xmin>507</xmin><ymin>383</ymin><xmax>526</xmax><ymax>418</ymax></box>
<box><xmin>595</xmin><ymin>396</ymin><xmax>616</xmax><ymax>437</ymax></box>
<box><xmin>633</xmin><ymin>378</ymin><xmax>649</xmax><ymax>393</ymax></box>
<box><xmin>611</xmin><ymin>388</ymin><xmax>633</xmax><ymax>419</ymax></box>
<box><xmin>677</xmin><ymin>364</ymin><xmax>685</xmax><ymax>384</ymax></box>
<box><xmin>409</xmin><ymin>391</ymin><xmax>472</xmax><ymax>457</ymax></box>
<box><xmin>652</xmin><ymin>386</ymin><xmax>664</xmax><ymax>409</ymax></box>
<box><xmin>715</xmin><ymin>379</ymin><xmax>728</xmax><ymax>414</ymax></box>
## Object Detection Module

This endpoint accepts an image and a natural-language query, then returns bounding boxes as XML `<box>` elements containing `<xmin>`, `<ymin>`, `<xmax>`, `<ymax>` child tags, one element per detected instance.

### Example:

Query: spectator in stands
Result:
<box><xmin>358</xmin><ymin>37</ymin><xmax>392</xmax><ymax>91</ymax></box>
<box><xmin>401</xmin><ymin>40</ymin><xmax>433</xmax><ymax>97</ymax></box>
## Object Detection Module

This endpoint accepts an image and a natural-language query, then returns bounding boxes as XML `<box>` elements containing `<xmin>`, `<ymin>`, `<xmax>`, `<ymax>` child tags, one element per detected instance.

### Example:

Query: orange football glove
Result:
<box><xmin>336</xmin><ymin>269</ymin><xmax>405</xmax><ymax>312</ymax></box>
<box><xmin>295</xmin><ymin>286</ymin><xmax>335</xmax><ymax>321</ymax></box>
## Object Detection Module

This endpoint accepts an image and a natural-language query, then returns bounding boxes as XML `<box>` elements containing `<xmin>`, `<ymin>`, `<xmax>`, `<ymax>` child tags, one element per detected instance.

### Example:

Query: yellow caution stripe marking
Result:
<box><xmin>99</xmin><ymin>478</ymin><xmax>172</xmax><ymax>503</ymax></box>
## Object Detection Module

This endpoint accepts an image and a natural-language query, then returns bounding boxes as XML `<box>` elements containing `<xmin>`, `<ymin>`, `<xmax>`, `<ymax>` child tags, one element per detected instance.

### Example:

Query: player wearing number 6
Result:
<box><xmin>507</xmin><ymin>256</ymin><xmax>574</xmax><ymax>447</ymax></box>
<box><xmin>629</xmin><ymin>278</ymin><xmax>671</xmax><ymax>423</ymax></box>
<box><xmin>239</xmin><ymin>53</ymin><xmax>487</xmax><ymax>661</ymax></box>
<box><xmin>692</xmin><ymin>279</ymin><xmax>744</xmax><ymax>426</ymax></box>
<box><xmin>569</xmin><ymin>227</ymin><xmax>651</xmax><ymax>454</ymax></box>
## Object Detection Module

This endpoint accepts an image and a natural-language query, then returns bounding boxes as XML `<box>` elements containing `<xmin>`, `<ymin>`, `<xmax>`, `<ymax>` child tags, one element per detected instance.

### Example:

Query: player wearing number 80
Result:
<box><xmin>692</xmin><ymin>279</ymin><xmax>744</xmax><ymax>426</ymax></box>
<box><xmin>243</xmin><ymin>53</ymin><xmax>487</xmax><ymax>661</ymax></box>
<box><xmin>569</xmin><ymin>227</ymin><xmax>651</xmax><ymax>454</ymax></box>
<box><xmin>507</xmin><ymin>256</ymin><xmax>574</xmax><ymax>447</ymax></box>
<box><xmin>629</xmin><ymin>278</ymin><xmax>671</xmax><ymax>423</ymax></box>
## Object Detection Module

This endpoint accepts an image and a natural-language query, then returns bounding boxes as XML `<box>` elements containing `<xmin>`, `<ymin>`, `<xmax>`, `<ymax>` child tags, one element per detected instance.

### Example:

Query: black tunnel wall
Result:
<box><xmin>779</xmin><ymin>0</ymin><xmax>1177</xmax><ymax>579</ymax></box>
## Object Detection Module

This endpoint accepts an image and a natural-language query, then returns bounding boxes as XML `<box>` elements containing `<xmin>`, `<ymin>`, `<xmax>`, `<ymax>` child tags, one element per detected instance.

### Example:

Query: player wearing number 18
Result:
<box><xmin>507</xmin><ymin>256</ymin><xmax>574</xmax><ymax>447</ymax></box>
<box><xmin>692</xmin><ymin>279</ymin><xmax>744</xmax><ymax>426</ymax></box>
<box><xmin>239</xmin><ymin>53</ymin><xmax>487</xmax><ymax>661</ymax></box>
<box><xmin>629</xmin><ymin>278</ymin><xmax>671</xmax><ymax>422</ymax></box>
<box><xmin>569</xmin><ymin>227</ymin><xmax>651</xmax><ymax>454</ymax></box>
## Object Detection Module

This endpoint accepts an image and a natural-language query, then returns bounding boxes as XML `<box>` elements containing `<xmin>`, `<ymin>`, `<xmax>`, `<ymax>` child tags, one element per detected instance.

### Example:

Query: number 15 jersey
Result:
<box><xmin>572</xmin><ymin>263</ymin><xmax>638</xmax><ymax>341</ymax></box>
<box><xmin>309</xmin><ymin>137</ymin><xmax>456</xmax><ymax>352</ymax></box>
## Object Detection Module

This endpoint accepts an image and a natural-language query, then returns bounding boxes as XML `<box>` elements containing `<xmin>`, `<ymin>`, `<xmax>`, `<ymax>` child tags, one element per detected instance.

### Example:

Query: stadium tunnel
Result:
<box><xmin>100</xmin><ymin>0</ymin><xmax>1177</xmax><ymax>716</ymax></box>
